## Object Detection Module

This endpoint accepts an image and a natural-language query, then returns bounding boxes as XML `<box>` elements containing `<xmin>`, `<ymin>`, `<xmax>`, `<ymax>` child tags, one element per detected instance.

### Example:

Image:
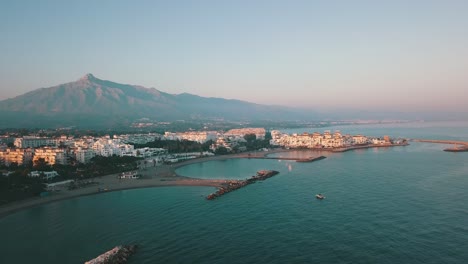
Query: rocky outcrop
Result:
<box><xmin>85</xmin><ymin>245</ymin><xmax>137</xmax><ymax>264</ymax></box>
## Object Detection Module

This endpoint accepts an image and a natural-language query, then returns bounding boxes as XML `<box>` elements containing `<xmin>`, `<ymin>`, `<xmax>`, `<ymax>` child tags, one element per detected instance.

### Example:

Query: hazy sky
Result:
<box><xmin>1</xmin><ymin>0</ymin><xmax>468</xmax><ymax>112</ymax></box>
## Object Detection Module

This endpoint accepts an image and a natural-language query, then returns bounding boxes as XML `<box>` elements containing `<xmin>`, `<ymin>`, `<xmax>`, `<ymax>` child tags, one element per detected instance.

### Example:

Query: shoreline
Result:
<box><xmin>0</xmin><ymin>150</ymin><xmax>286</xmax><ymax>219</ymax></box>
<box><xmin>0</xmin><ymin>145</ymin><xmax>407</xmax><ymax>219</ymax></box>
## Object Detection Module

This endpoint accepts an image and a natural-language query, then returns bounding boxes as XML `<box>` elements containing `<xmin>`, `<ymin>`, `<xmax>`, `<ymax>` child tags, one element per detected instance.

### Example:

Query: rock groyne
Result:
<box><xmin>296</xmin><ymin>155</ymin><xmax>326</xmax><ymax>162</ymax></box>
<box><xmin>413</xmin><ymin>139</ymin><xmax>468</xmax><ymax>152</ymax></box>
<box><xmin>444</xmin><ymin>146</ymin><xmax>468</xmax><ymax>152</ymax></box>
<box><xmin>85</xmin><ymin>245</ymin><xmax>137</xmax><ymax>264</ymax></box>
<box><xmin>206</xmin><ymin>170</ymin><xmax>279</xmax><ymax>200</ymax></box>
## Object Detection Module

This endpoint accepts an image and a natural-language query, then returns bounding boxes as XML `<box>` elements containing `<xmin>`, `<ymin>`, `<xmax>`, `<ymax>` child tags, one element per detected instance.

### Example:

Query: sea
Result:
<box><xmin>0</xmin><ymin>121</ymin><xmax>467</xmax><ymax>264</ymax></box>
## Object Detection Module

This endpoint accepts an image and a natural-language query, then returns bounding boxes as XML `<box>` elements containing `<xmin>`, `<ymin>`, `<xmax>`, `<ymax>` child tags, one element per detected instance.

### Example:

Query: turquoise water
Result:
<box><xmin>1</xmin><ymin>122</ymin><xmax>467</xmax><ymax>263</ymax></box>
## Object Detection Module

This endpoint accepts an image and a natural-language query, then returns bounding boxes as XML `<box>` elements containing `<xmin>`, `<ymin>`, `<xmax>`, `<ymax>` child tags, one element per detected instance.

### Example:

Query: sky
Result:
<box><xmin>1</xmin><ymin>0</ymin><xmax>468</xmax><ymax>113</ymax></box>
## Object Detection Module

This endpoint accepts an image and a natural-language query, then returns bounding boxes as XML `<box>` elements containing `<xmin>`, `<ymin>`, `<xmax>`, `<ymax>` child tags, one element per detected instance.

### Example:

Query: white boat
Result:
<box><xmin>315</xmin><ymin>194</ymin><xmax>325</xmax><ymax>199</ymax></box>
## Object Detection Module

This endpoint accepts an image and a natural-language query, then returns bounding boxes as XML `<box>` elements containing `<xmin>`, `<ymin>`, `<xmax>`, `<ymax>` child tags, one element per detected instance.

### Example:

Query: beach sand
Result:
<box><xmin>0</xmin><ymin>150</ymin><xmax>290</xmax><ymax>218</ymax></box>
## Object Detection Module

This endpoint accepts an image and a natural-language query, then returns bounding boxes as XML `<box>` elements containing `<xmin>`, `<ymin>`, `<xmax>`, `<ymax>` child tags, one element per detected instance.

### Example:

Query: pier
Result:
<box><xmin>206</xmin><ymin>170</ymin><xmax>279</xmax><ymax>200</ymax></box>
<box><xmin>332</xmin><ymin>143</ymin><xmax>409</xmax><ymax>152</ymax></box>
<box><xmin>247</xmin><ymin>156</ymin><xmax>326</xmax><ymax>162</ymax></box>
<box><xmin>238</xmin><ymin>152</ymin><xmax>327</xmax><ymax>162</ymax></box>
<box><xmin>412</xmin><ymin>139</ymin><xmax>468</xmax><ymax>152</ymax></box>
<box><xmin>413</xmin><ymin>139</ymin><xmax>468</xmax><ymax>145</ymax></box>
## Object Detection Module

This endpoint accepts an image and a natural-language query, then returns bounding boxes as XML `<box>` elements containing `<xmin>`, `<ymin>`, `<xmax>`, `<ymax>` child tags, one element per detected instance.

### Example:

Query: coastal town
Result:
<box><xmin>0</xmin><ymin>126</ymin><xmax>411</xmax><ymax>205</ymax></box>
<box><xmin>0</xmin><ymin>127</ymin><xmax>406</xmax><ymax>169</ymax></box>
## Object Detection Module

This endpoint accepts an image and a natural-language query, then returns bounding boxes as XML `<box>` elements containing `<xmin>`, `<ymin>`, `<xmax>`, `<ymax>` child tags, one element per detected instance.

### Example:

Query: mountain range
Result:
<box><xmin>0</xmin><ymin>74</ymin><xmax>316</xmax><ymax>128</ymax></box>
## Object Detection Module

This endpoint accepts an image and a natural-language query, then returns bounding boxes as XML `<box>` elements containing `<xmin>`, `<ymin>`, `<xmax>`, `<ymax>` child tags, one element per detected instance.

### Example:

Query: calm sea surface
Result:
<box><xmin>1</xmin><ymin>121</ymin><xmax>467</xmax><ymax>264</ymax></box>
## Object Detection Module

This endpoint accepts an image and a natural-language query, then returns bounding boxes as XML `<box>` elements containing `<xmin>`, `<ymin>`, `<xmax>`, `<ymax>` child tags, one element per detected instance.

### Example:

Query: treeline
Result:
<box><xmin>75</xmin><ymin>156</ymin><xmax>141</xmax><ymax>178</ymax></box>
<box><xmin>0</xmin><ymin>155</ymin><xmax>142</xmax><ymax>205</ymax></box>
<box><xmin>133</xmin><ymin>139</ymin><xmax>213</xmax><ymax>153</ymax></box>
<box><xmin>243</xmin><ymin>133</ymin><xmax>272</xmax><ymax>151</ymax></box>
<box><xmin>0</xmin><ymin>170</ymin><xmax>46</xmax><ymax>206</ymax></box>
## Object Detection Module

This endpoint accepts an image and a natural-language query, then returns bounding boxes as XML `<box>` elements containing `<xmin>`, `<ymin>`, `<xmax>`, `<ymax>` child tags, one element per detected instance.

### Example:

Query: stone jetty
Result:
<box><xmin>206</xmin><ymin>170</ymin><xmax>279</xmax><ymax>200</ymax></box>
<box><xmin>413</xmin><ymin>139</ymin><xmax>468</xmax><ymax>146</ymax></box>
<box><xmin>296</xmin><ymin>155</ymin><xmax>326</xmax><ymax>162</ymax></box>
<box><xmin>413</xmin><ymin>139</ymin><xmax>468</xmax><ymax>152</ymax></box>
<box><xmin>85</xmin><ymin>245</ymin><xmax>137</xmax><ymax>264</ymax></box>
<box><xmin>444</xmin><ymin>146</ymin><xmax>468</xmax><ymax>152</ymax></box>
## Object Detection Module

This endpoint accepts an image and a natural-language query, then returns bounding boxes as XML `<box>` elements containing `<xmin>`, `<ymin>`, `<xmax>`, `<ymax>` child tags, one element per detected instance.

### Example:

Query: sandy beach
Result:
<box><xmin>0</xmin><ymin>150</ymin><xmax>290</xmax><ymax>218</ymax></box>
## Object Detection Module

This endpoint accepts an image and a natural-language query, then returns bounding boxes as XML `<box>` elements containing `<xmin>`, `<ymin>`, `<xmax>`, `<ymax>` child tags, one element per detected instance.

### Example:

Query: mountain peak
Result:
<box><xmin>79</xmin><ymin>73</ymin><xmax>97</xmax><ymax>82</ymax></box>
<box><xmin>0</xmin><ymin>74</ymin><xmax>313</xmax><ymax>128</ymax></box>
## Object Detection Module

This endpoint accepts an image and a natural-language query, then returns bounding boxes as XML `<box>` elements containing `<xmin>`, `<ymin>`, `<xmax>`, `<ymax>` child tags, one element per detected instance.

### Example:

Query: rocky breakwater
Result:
<box><xmin>296</xmin><ymin>155</ymin><xmax>326</xmax><ymax>162</ymax></box>
<box><xmin>444</xmin><ymin>146</ymin><xmax>468</xmax><ymax>152</ymax></box>
<box><xmin>206</xmin><ymin>170</ymin><xmax>279</xmax><ymax>200</ymax></box>
<box><xmin>85</xmin><ymin>245</ymin><xmax>137</xmax><ymax>264</ymax></box>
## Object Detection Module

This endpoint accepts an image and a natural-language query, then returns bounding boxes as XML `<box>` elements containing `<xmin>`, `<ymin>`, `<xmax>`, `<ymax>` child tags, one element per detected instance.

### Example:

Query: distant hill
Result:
<box><xmin>0</xmin><ymin>74</ymin><xmax>316</xmax><ymax>128</ymax></box>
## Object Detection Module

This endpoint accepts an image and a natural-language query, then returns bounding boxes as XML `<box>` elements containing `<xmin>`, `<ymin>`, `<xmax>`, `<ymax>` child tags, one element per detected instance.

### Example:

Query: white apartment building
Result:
<box><xmin>132</xmin><ymin>147</ymin><xmax>167</xmax><ymax>158</ymax></box>
<box><xmin>75</xmin><ymin>148</ymin><xmax>96</xmax><ymax>164</ymax></box>
<box><xmin>14</xmin><ymin>137</ymin><xmax>59</xmax><ymax>148</ymax></box>
<box><xmin>91</xmin><ymin>139</ymin><xmax>134</xmax><ymax>157</ymax></box>
<box><xmin>225</xmin><ymin>128</ymin><xmax>266</xmax><ymax>140</ymax></box>
<box><xmin>115</xmin><ymin>133</ymin><xmax>162</xmax><ymax>144</ymax></box>
<box><xmin>371</xmin><ymin>138</ymin><xmax>389</xmax><ymax>145</ymax></box>
<box><xmin>270</xmin><ymin>131</ymin><xmax>347</xmax><ymax>149</ymax></box>
<box><xmin>0</xmin><ymin>148</ymin><xmax>34</xmax><ymax>166</ymax></box>
<box><xmin>210</xmin><ymin>137</ymin><xmax>234</xmax><ymax>151</ymax></box>
<box><xmin>33</xmin><ymin>148</ymin><xmax>67</xmax><ymax>165</ymax></box>
<box><xmin>164</xmin><ymin>131</ymin><xmax>217</xmax><ymax>143</ymax></box>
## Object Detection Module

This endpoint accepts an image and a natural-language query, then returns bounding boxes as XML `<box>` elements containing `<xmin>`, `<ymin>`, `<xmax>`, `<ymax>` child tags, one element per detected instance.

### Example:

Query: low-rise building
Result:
<box><xmin>119</xmin><ymin>171</ymin><xmax>139</xmax><ymax>179</ymax></box>
<box><xmin>29</xmin><ymin>170</ymin><xmax>59</xmax><ymax>180</ymax></box>
<box><xmin>353</xmin><ymin>135</ymin><xmax>368</xmax><ymax>145</ymax></box>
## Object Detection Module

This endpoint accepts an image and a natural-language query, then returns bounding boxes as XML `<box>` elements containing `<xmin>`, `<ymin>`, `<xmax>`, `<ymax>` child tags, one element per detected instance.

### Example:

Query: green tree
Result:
<box><xmin>202</xmin><ymin>139</ymin><xmax>214</xmax><ymax>151</ymax></box>
<box><xmin>244</xmin><ymin>133</ymin><xmax>256</xmax><ymax>142</ymax></box>
<box><xmin>214</xmin><ymin>146</ymin><xmax>229</xmax><ymax>155</ymax></box>
<box><xmin>34</xmin><ymin>158</ymin><xmax>51</xmax><ymax>171</ymax></box>
<box><xmin>8</xmin><ymin>162</ymin><xmax>19</xmax><ymax>170</ymax></box>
